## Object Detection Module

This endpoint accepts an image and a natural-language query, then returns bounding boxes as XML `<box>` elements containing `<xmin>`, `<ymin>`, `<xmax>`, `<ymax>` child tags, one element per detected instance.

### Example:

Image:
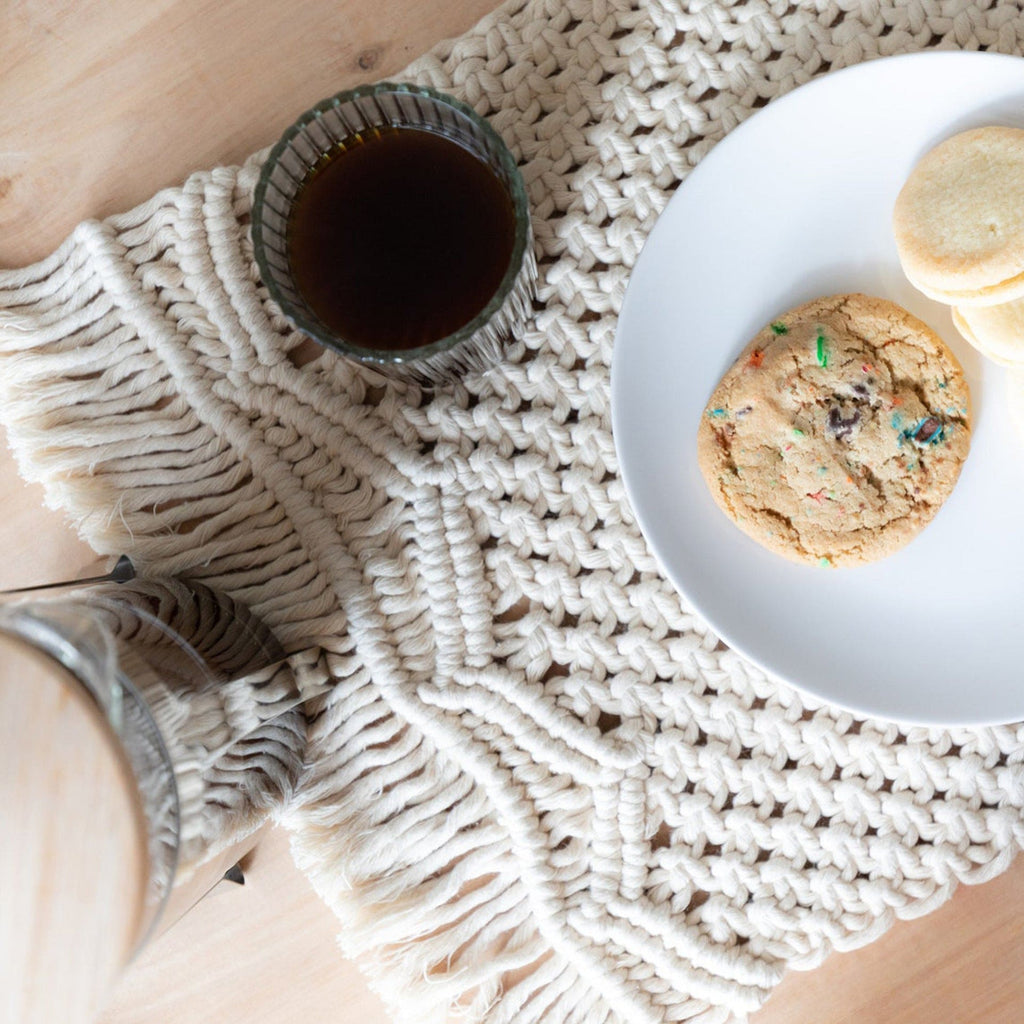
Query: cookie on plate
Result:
<box><xmin>952</xmin><ymin>299</ymin><xmax>1024</xmax><ymax>367</ymax></box>
<box><xmin>893</xmin><ymin>126</ymin><xmax>1024</xmax><ymax>307</ymax></box>
<box><xmin>697</xmin><ymin>294</ymin><xmax>971</xmax><ymax>567</ymax></box>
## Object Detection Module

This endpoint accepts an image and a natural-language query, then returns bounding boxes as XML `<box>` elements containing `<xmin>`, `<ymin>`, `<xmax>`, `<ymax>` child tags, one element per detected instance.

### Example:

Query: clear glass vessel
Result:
<box><xmin>0</xmin><ymin>570</ymin><xmax>295</xmax><ymax>947</ymax></box>
<box><xmin>252</xmin><ymin>82</ymin><xmax>536</xmax><ymax>387</ymax></box>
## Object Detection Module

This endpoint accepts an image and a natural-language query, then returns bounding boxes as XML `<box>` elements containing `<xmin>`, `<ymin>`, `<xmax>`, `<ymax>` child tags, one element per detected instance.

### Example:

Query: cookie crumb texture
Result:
<box><xmin>697</xmin><ymin>294</ymin><xmax>971</xmax><ymax>567</ymax></box>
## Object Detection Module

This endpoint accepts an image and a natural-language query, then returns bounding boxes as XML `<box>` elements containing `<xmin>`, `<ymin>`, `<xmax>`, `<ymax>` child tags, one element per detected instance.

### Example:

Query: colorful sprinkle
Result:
<box><xmin>938</xmin><ymin>380</ymin><xmax>948</xmax><ymax>389</ymax></box>
<box><xmin>891</xmin><ymin>396</ymin><xmax>904</xmax><ymax>408</ymax></box>
<box><xmin>891</xmin><ymin>412</ymin><xmax>903</xmax><ymax>430</ymax></box>
<box><xmin>709</xmin><ymin>408</ymin><xmax>727</xmax><ymax>418</ymax></box>
<box><xmin>861</xmin><ymin>363</ymin><xmax>874</xmax><ymax>374</ymax></box>
<box><xmin>771</xmin><ymin>322</ymin><xmax>788</xmax><ymax>335</ymax></box>
<box><xmin>792</xmin><ymin>427</ymin><xmax>805</xmax><ymax>437</ymax></box>
<box><xmin>747</xmin><ymin>349</ymin><xmax>765</xmax><ymax>369</ymax></box>
<box><xmin>817</xmin><ymin>466</ymin><xmax>828</xmax><ymax>475</ymax></box>
<box><xmin>816</xmin><ymin>332</ymin><xmax>828</xmax><ymax>367</ymax></box>
<box><xmin>818</xmin><ymin>557</ymin><xmax>832</xmax><ymax>568</ymax></box>
<box><xmin>807</xmin><ymin>489</ymin><xmax>826</xmax><ymax>504</ymax></box>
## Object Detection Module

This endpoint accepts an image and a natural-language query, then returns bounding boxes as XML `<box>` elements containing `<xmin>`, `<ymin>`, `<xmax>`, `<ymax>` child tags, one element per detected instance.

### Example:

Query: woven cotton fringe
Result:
<box><xmin>3</xmin><ymin>1</ymin><xmax>1024</xmax><ymax>1021</ymax></box>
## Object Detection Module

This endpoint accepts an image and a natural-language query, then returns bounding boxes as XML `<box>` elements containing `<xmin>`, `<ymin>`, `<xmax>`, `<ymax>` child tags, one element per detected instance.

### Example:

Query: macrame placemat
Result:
<box><xmin>3</xmin><ymin>1</ymin><xmax>1024</xmax><ymax>1022</ymax></box>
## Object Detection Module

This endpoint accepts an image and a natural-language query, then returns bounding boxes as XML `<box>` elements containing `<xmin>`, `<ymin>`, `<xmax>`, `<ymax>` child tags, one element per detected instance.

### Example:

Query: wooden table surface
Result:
<box><xmin>3</xmin><ymin>2</ymin><xmax>1024</xmax><ymax>1022</ymax></box>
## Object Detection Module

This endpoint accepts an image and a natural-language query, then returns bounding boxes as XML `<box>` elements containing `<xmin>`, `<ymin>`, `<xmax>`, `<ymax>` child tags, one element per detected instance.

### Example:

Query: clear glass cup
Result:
<box><xmin>251</xmin><ymin>81</ymin><xmax>537</xmax><ymax>387</ymax></box>
<box><xmin>0</xmin><ymin>568</ymin><xmax>307</xmax><ymax>949</ymax></box>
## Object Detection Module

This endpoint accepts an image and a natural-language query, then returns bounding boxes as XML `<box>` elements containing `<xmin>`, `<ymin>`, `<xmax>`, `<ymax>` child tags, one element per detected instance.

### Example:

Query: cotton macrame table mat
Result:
<box><xmin>4</xmin><ymin>1</ymin><xmax>1024</xmax><ymax>1022</ymax></box>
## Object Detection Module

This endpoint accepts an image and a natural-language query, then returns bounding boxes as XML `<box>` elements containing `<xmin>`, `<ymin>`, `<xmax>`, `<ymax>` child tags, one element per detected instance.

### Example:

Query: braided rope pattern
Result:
<box><xmin>2</xmin><ymin>2</ymin><xmax>1024</xmax><ymax>1022</ymax></box>
<box><xmin>75</xmin><ymin>577</ymin><xmax>308</xmax><ymax>880</ymax></box>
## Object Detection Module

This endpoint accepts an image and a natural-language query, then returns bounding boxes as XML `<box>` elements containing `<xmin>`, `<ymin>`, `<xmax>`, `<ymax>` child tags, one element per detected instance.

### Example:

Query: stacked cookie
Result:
<box><xmin>894</xmin><ymin>126</ymin><xmax>1024</xmax><ymax>423</ymax></box>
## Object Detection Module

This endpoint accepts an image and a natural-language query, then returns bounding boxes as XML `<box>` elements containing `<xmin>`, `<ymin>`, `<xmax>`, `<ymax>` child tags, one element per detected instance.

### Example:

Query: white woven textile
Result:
<box><xmin>2</xmin><ymin>1</ymin><xmax>1024</xmax><ymax>1022</ymax></box>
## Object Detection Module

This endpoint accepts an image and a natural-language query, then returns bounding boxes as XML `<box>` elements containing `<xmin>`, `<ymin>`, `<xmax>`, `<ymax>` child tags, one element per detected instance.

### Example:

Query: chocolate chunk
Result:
<box><xmin>714</xmin><ymin>424</ymin><xmax>736</xmax><ymax>449</ymax></box>
<box><xmin>826</xmin><ymin>405</ymin><xmax>861</xmax><ymax>441</ymax></box>
<box><xmin>914</xmin><ymin>417</ymin><xmax>943</xmax><ymax>444</ymax></box>
<box><xmin>843</xmin><ymin>380</ymin><xmax>878</xmax><ymax>405</ymax></box>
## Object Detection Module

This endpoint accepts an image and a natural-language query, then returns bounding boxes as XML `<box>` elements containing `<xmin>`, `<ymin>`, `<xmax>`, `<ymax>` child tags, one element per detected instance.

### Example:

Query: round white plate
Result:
<box><xmin>612</xmin><ymin>51</ymin><xmax>1024</xmax><ymax>727</ymax></box>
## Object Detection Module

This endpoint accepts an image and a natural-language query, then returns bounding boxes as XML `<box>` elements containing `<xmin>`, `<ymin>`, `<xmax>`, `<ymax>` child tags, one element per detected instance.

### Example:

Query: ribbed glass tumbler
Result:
<box><xmin>252</xmin><ymin>82</ymin><xmax>536</xmax><ymax>387</ymax></box>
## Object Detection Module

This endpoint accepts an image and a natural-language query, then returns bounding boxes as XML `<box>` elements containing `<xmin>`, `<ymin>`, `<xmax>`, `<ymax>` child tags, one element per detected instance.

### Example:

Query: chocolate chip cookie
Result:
<box><xmin>697</xmin><ymin>294</ymin><xmax>971</xmax><ymax>567</ymax></box>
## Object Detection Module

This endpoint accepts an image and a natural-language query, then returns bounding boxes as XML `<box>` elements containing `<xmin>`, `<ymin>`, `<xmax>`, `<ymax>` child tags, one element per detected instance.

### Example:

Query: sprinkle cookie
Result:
<box><xmin>697</xmin><ymin>294</ymin><xmax>971</xmax><ymax>567</ymax></box>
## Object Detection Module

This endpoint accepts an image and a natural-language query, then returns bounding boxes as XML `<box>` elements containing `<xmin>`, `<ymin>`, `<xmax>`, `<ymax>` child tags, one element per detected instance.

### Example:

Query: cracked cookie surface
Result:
<box><xmin>696</xmin><ymin>294</ymin><xmax>971</xmax><ymax>567</ymax></box>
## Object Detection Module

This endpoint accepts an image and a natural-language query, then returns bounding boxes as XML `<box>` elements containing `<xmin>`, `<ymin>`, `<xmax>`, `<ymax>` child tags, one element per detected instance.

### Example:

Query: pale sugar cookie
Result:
<box><xmin>697</xmin><ymin>294</ymin><xmax>971</xmax><ymax>567</ymax></box>
<box><xmin>893</xmin><ymin>126</ymin><xmax>1024</xmax><ymax>307</ymax></box>
<box><xmin>952</xmin><ymin>299</ymin><xmax>1024</xmax><ymax>367</ymax></box>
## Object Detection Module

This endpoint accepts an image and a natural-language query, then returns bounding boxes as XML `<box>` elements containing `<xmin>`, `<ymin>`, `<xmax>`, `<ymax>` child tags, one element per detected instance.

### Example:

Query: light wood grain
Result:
<box><xmin>0</xmin><ymin>461</ymin><xmax>94</xmax><ymax>591</ymax></box>
<box><xmin>98</xmin><ymin>827</ymin><xmax>388</xmax><ymax>1024</ymax></box>
<box><xmin>3</xmin><ymin>0</ymin><xmax>1024</xmax><ymax>1022</ymax></box>
<box><xmin>0</xmin><ymin>0</ymin><xmax>497</xmax><ymax>267</ymax></box>
<box><xmin>752</xmin><ymin>857</ymin><xmax>1024</xmax><ymax>1024</ymax></box>
<box><xmin>0</xmin><ymin>634</ymin><xmax>148</xmax><ymax>1024</ymax></box>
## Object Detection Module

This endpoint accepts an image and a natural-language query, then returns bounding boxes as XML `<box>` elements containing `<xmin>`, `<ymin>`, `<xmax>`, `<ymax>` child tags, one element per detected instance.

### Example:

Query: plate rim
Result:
<box><xmin>611</xmin><ymin>49</ymin><xmax>1024</xmax><ymax>727</ymax></box>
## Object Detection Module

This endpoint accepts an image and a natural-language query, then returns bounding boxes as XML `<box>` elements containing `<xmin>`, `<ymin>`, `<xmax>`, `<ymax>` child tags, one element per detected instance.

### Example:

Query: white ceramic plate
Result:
<box><xmin>612</xmin><ymin>51</ymin><xmax>1024</xmax><ymax>726</ymax></box>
